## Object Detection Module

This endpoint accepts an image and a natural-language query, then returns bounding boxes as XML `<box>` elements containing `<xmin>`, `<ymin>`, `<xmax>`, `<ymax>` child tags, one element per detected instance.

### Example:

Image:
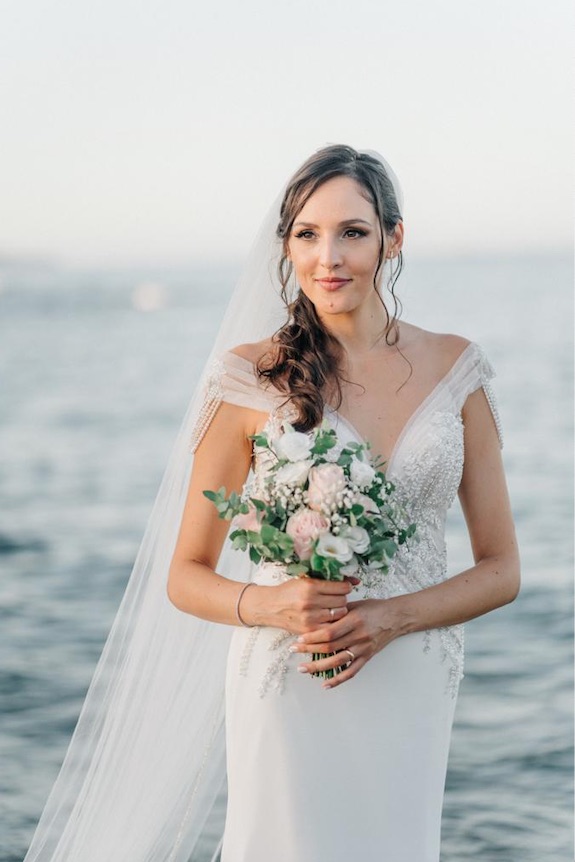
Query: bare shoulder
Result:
<box><xmin>398</xmin><ymin>322</ymin><xmax>471</xmax><ymax>375</ymax></box>
<box><xmin>228</xmin><ymin>337</ymin><xmax>278</xmax><ymax>366</ymax></box>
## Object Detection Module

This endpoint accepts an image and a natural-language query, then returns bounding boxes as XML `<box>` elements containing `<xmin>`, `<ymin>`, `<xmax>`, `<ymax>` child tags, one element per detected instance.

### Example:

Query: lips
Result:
<box><xmin>315</xmin><ymin>278</ymin><xmax>351</xmax><ymax>291</ymax></box>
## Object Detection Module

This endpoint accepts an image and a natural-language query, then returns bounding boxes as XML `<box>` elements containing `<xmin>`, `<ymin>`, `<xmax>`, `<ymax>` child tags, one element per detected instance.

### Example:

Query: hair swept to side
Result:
<box><xmin>256</xmin><ymin>144</ymin><xmax>404</xmax><ymax>432</ymax></box>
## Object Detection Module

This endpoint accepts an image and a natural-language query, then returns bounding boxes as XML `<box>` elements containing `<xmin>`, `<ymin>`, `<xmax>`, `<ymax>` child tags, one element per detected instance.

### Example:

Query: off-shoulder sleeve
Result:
<box><xmin>450</xmin><ymin>342</ymin><xmax>504</xmax><ymax>448</ymax></box>
<box><xmin>189</xmin><ymin>351</ymin><xmax>281</xmax><ymax>453</ymax></box>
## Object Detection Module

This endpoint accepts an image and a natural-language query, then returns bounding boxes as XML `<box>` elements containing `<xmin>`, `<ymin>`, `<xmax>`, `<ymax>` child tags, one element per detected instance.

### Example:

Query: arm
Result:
<box><xmin>167</xmin><ymin>399</ymin><xmax>255</xmax><ymax>624</ymax></box>
<box><xmin>293</xmin><ymin>387</ymin><xmax>520</xmax><ymax>684</ymax></box>
<box><xmin>389</xmin><ymin>385</ymin><xmax>520</xmax><ymax>630</ymax></box>
<box><xmin>167</xmin><ymin>401</ymin><xmax>351</xmax><ymax>629</ymax></box>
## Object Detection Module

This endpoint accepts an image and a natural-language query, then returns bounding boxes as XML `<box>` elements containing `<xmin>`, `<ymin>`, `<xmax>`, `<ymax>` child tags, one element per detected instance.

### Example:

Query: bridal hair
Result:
<box><xmin>257</xmin><ymin>144</ymin><xmax>404</xmax><ymax>432</ymax></box>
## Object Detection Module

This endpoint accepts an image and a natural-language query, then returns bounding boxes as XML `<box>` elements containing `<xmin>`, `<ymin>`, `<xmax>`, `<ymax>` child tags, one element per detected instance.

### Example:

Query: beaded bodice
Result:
<box><xmin>191</xmin><ymin>342</ymin><xmax>502</xmax><ymax>695</ymax></box>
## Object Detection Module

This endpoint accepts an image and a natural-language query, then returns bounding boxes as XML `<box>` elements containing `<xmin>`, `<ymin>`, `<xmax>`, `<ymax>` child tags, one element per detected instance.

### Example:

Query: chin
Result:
<box><xmin>316</xmin><ymin>295</ymin><xmax>363</xmax><ymax>316</ymax></box>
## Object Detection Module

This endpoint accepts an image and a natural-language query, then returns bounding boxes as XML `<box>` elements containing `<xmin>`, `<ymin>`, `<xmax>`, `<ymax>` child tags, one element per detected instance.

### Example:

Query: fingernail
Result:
<box><xmin>297</xmin><ymin>665</ymin><xmax>309</xmax><ymax>674</ymax></box>
<box><xmin>288</xmin><ymin>645</ymin><xmax>298</xmax><ymax>653</ymax></box>
<box><xmin>322</xmin><ymin>683</ymin><xmax>332</xmax><ymax>690</ymax></box>
<box><xmin>297</xmin><ymin>636</ymin><xmax>305</xmax><ymax>642</ymax></box>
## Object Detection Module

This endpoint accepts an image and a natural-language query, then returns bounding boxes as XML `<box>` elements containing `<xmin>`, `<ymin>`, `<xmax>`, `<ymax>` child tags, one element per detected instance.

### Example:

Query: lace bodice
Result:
<box><xmin>191</xmin><ymin>342</ymin><xmax>502</xmax><ymax>695</ymax></box>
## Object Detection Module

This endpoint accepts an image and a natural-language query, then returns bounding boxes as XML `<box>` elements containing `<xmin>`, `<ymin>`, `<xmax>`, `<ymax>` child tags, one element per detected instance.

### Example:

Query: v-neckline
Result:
<box><xmin>222</xmin><ymin>342</ymin><xmax>475</xmax><ymax>472</ymax></box>
<box><xmin>326</xmin><ymin>342</ymin><xmax>474</xmax><ymax>472</ymax></box>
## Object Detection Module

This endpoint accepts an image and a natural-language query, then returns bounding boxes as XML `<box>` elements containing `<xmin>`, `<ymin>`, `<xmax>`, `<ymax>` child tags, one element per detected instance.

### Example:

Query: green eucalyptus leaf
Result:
<box><xmin>249</xmin><ymin>546</ymin><xmax>262</xmax><ymax>564</ymax></box>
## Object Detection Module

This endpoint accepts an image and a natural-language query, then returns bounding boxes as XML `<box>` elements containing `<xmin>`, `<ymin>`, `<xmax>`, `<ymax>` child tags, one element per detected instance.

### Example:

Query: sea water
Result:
<box><xmin>1</xmin><ymin>254</ymin><xmax>572</xmax><ymax>861</ymax></box>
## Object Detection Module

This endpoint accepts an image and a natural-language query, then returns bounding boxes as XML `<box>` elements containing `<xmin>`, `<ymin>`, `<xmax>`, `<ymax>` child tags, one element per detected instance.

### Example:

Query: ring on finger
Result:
<box><xmin>329</xmin><ymin>608</ymin><xmax>336</xmax><ymax>619</ymax></box>
<box><xmin>343</xmin><ymin>648</ymin><xmax>355</xmax><ymax>663</ymax></box>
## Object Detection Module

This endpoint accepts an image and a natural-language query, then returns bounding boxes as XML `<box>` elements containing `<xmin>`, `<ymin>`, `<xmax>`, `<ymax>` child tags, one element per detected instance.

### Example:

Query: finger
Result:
<box><xmin>315</xmin><ymin>580</ymin><xmax>354</xmax><ymax>596</ymax></box>
<box><xmin>296</xmin><ymin>648</ymin><xmax>357</xmax><ymax>675</ymax></box>
<box><xmin>301</xmin><ymin>607</ymin><xmax>349</xmax><ymax>631</ymax></box>
<box><xmin>293</xmin><ymin>617</ymin><xmax>357</xmax><ymax>649</ymax></box>
<box><xmin>321</xmin><ymin>594</ymin><xmax>351</xmax><ymax>609</ymax></box>
<box><xmin>322</xmin><ymin>656</ymin><xmax>367</xmax><ymax>689</ymax></box>
<box><xmin>344</xmin><ymin>575</ymin><xmax>362</xmax><ymax>586</ymax></box>
<box><xmin>320</xmin><ymin>606</ymin><xmax>348</xmax><ymax>624</ymax></box>
<box><xmin>296</xmin><ymin>631</ymin><xmax>363</xmax><ymax>654</ymax></box>
<box><xmin>292</xmin><ymin>630</ymin><xmax>362</xmax><ymax>654</ymax></box>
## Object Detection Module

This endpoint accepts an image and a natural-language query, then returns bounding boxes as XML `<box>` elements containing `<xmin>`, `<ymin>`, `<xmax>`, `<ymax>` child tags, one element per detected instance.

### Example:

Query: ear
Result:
<box><xmin>386</xmin><ymin>221</ymin><xmax>404</xmax><ymax>258</ymax></box>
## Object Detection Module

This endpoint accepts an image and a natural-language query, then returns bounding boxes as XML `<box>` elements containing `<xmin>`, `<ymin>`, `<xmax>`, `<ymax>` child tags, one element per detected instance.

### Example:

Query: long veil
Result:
<box><xmin>23</xmin><ymin>149</ymin><xmax>404</xmax><ymax>862</ymax></box>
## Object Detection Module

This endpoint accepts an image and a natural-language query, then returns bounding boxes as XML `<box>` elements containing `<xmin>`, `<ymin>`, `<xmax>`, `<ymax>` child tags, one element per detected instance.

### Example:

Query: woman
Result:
<box><xmin>167</xmin><ymin>145</ymin><xmax>520</xmax><ymax>861</ymax></box>
<box><xmin>23</xmin><ymin>146</ymin><xmax>519</xmax><ymax>862</ymax></box>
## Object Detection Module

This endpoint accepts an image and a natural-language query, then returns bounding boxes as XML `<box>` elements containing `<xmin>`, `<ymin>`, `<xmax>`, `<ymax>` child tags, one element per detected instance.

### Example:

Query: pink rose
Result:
<box><xmin>286</xmin><ymin>508</ymin><xmax>329</xmax><ymax>560</ymax></box>
<box><xmin>307</xmin><ymin>463</ymin><xmax>346</xmax><ymax>512</ymax></box>
<box><xmin>233</xmin><ymin>505</ymin><xmax>261</xmax><ymax>532</ymax></box>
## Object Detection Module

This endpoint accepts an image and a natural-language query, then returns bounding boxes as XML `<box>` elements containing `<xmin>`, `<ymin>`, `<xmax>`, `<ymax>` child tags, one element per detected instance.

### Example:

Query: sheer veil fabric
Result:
<box><xmin>23</xmin><ymin>150</ymin><xmax>404</xmax><ymax>862</ymax></box>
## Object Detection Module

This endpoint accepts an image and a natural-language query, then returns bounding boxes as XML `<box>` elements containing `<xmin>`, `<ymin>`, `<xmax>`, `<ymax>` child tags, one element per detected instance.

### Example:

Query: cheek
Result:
<box><xmin>351</xmin><ymin>248</ymin><xmax>381</xmax><ymax>277</ymax></box>
<box><xmin>289</xmin><ymin>250</ymin><xmax>314</xmax><ymax>280</ymax></box>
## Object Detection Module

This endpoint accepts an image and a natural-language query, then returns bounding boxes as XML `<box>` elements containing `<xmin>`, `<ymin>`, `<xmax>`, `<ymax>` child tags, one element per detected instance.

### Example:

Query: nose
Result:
<box><xmin>318</xmin><ymin>235</ymin><xmax>343</xmax><ymax>270</ymax></box>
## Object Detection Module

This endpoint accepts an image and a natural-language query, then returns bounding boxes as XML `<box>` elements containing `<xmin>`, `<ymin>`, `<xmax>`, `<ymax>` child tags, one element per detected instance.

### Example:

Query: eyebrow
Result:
<box><xmin>293</xmin><ymin>218</ymin><xmax>373</xmax><ymax>228</ymax></box>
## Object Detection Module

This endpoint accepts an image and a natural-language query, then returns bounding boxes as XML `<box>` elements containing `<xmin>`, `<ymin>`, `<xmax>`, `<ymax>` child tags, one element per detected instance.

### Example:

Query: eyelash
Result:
<box><xmin>293</xmin><ymin>228</ymin><xmax>368</xmax><ymax>240</ymax></box>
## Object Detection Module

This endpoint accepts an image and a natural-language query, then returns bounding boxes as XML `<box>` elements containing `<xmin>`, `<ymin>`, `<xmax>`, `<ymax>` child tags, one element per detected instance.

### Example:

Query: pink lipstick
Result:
<box><xmin>315</xmin><ymin>278</ymin><xmax>351</xmax><ymax>291</ymax></box>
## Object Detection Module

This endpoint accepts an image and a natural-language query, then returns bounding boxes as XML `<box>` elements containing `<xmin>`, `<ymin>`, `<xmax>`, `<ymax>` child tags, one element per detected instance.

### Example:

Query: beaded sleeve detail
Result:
<box><xmin>189</xmin><ymin>359</ymin><xmax>225</xmax><ymax>453</ymax></box>
<box><xmin>475</xmin><ymin>345</ymin><xmax>503</xmax><ymax>448</ymax></box>
<box><xmin>188</xmin><ymin>351</ymin><xmax>286</xmax><ymax>454</ymax></box>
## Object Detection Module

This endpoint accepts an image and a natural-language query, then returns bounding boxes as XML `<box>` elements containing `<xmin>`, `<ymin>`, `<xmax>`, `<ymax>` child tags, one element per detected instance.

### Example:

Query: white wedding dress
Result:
<box><xmin>199</xmin><ymin>342</ymin><xmax>502</xmax><ymax>862</ymax></box>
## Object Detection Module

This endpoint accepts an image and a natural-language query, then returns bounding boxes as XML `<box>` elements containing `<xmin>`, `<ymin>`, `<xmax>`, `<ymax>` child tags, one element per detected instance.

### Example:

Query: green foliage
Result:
<box><xmin>202</xmin><ymin>486</ymin><xmax>244</xmax><ymax>520</ymax></box>
<box><xmin>310</xmin><ymin>428</ymin><xmax>337</xmax><ymax>456</ymax></box>
<box><xmin>249</xmin><ymin>433</ymin><xmax>272</xmax><ymax>449</ymax></box>
<box><xmin>309</xmin><ymin>550</ymin><xmax>344</xmax><ymax>581</ymax></box>
<box><xmin>203</xmin><ymin>422</ymin><xmax>417</xmax><ymax>582</ymax></box>
<box><xmin>336</xmin><ymin>450</ymin><xmax>353</xmax><ymax>467</ymax></box>
<box><xmin>286</xmin><ymin>562</ymin><xmax>309</xmax><ymax>577</ymax></box>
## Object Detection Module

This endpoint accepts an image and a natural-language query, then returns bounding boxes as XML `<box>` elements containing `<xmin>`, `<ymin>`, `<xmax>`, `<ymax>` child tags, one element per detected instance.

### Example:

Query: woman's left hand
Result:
<box><xmin>290</xmin><ymin>597</ymin><xmax>410</xmax><ymax>689</ymax></box>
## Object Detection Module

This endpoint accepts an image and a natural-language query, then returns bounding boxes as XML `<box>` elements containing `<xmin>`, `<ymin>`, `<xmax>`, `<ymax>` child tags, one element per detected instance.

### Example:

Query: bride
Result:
<box><xmin>23</xmin><ymin>145</ymin><xmax>520</xmax><ymax>862</ymax></box>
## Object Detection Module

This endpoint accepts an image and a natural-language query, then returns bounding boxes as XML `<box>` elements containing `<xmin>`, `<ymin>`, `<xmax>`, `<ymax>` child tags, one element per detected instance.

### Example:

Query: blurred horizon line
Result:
<box><xmin>0</xmin><ymin>247</ymin><xmax>572</xmax><ymax>276</ymax></box>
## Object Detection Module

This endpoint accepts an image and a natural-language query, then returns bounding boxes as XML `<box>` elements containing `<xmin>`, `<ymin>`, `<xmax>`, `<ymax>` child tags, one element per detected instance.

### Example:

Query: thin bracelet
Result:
<box><xmin>235</xmin><ymin>582</ymin><xmax>256</xmax><ymax>628</ymax></box>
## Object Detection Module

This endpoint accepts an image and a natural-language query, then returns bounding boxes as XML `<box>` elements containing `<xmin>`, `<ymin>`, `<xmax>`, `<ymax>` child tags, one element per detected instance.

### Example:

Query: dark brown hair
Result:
<box><xmin>257</xmin><ymin>144</ymin><xmax>404</xmax><ymax>431</ymax></box>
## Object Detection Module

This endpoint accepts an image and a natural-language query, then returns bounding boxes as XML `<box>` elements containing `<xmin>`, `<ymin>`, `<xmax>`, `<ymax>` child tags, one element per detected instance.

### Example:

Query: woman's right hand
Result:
<box><xmin>240</xmin><ymin>576</ymin><xmax>358</xmax><ymax>635</ymax></box>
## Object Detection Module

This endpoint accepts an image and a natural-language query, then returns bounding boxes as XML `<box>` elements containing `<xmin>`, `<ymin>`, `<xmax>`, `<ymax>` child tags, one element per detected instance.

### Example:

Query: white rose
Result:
<box><xmin>273</xmin><ymin>430</ymin><xmax>314</xmax><ymax>462</ymax></box>
<box><xmin>350</xmin><ymin>457</ymin><xmax>376</xmax><ymax>490</ymax></box>
<box><xmin>274</xmin><ymin>459</ymin><xmax>313</xmax><ymax>487</ymax></box>
<box><xmin>316</xmin><ymin>532</ymin><xmax>353</xmax><ymax>563</ymax></box>
<box><xmin>341</xmin><ymin>525</ymin><xmax>370</xmax><ymax>554</ymax></box>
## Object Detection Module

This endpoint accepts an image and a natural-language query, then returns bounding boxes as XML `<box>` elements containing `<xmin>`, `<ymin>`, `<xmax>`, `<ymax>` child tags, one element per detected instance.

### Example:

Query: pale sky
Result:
<box><xmin>0</xmin><ymin>0</ymin><xmax>572</xmax><ymax>265</ymax></box>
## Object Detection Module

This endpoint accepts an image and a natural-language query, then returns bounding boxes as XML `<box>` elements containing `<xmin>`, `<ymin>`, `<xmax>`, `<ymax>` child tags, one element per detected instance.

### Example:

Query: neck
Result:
<box><xmin>318</xmin><ymin>293</ymin><xmax>395</xmax><ymax>359</ymax></box>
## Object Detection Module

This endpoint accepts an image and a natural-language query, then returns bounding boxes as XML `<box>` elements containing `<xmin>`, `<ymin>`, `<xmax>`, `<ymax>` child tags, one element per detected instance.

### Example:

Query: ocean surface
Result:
<box><xmin>1</xmin><ymin>254</ymin><xmax>572</xmax><ymax>861</ymax></box>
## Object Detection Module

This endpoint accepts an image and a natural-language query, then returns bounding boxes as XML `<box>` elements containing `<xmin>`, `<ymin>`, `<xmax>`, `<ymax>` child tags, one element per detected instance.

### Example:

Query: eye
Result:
<box><xmin>294</xmin><ymin>230</ymin><xmax>316</xmax><ymax>240</ymax></box>
<box><xmin>343</xmin><ymin>228</ymin><xmax>368</xmax><ymax>239</ymax></box>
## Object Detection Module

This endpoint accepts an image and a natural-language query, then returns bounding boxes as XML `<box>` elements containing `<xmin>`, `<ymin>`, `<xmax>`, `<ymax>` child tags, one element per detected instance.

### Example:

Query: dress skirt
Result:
<box><xmin>220</xmin><ymin>566</ymin><xmax>459</xmax><ymax>862</ymax></box>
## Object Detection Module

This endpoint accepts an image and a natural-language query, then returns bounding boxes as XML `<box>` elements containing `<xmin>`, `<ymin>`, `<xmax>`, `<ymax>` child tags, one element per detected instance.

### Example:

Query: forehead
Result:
<box><xmin>297</xmin><ymin>175</ymin><xmax>376</xmax><ymax>223</ymax></box>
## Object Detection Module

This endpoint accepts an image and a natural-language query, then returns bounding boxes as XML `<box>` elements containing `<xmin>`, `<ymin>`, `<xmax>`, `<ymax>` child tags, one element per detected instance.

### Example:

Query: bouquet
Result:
<box><xmin>204</xmin><ymin>421</ymin><xmax>416</xmax><ymax>678</ymax></box>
